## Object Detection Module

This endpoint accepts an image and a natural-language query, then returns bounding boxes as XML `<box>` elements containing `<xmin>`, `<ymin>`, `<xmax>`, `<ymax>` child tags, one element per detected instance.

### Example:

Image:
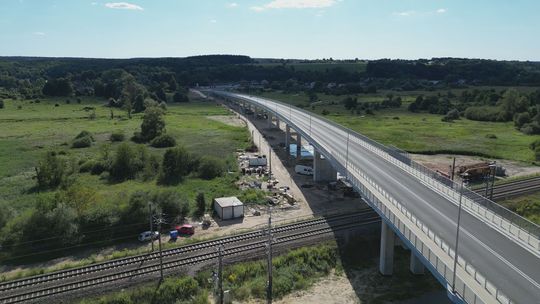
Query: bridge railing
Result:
<box><xmin>239</xmin><ymin>93</ymin><xmax>540</xmax><ymax>251</ymax></box>
<box><xmin>219</xmin><ymin>91</ymin><xmax>514</xmax><ymax>303</ymax></box>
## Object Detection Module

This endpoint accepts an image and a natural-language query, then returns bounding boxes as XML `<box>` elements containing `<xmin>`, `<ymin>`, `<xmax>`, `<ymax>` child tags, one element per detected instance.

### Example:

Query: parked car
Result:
<box><xmin>175</xmin><ymin>224</ymin><xmax>195</xmax><ymax>235</ymax></box>
<box><xmin>295</xmin><ymin>165</ymin><xmax>313</xmax><ymax>176</ymax></box>
<box><xmin>138</xmin><ymin>231</ymin><xmax>159</xmax><ymax>242</ymax></box>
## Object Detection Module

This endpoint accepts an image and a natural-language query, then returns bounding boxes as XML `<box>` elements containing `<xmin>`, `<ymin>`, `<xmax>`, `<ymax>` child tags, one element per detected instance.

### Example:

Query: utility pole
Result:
<box><xmin>450</xmin><ymin>157</ymin><xmax>456</xmax><ymax>181</ymax></box>
<box><xmin>489</xmin><ymin>163</ymin><xmax>497</xmax><ymax>200</ymax></box>
<box><xmin>216</xmin><ymin>245</ymin><xmax>224</xmax><ymax>304</ymax></box>
<box><xmin>452</xmin><ymin>178</ymin><xmax>465</xmax><ymax>293</ymax></box>
<box><xmin>154</xmin><ymin>214</ymin><xmax>167</xmax><ymax>281</ymax></box>
<box><xmin>268</xmin><ymin>146</ymin><xmax>272</xmax><ymax>176</ymax></box>
<box><xmin>148</xmin><ymin>202</ymin><xmax>154</xmax><ymax>252</ymax></box>
<box><xmin>266</xmin><ymin>207</ymin><xmax>273</xmax><ymax>304</ymax></box>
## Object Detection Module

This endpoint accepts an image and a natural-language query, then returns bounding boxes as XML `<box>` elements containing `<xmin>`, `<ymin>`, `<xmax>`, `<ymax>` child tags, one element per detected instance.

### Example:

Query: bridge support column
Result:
<box><xmin>379</xmin><ymin>221</ymin><xmax>395</xmax><ymax>276</ymax></box>
<box><xmin>313</xmin><ymin>150</ymin><xmax>337</xmax><ymax>182</ymax></box>
<box><xmin>275</xmin><ymin>117</ymin><xmax>280</xmax><ymax>129</ymax></box>
<box><xmin>285</xmin><ymin>125</ymin><xmax>290</xmax><ymax>154</ymax></box>
<box><xmin>267</xmin><ymin>113</ymin><xmax>272</xmax><ymax>128</ymax></box>
<box><xmin>296</xmin><ymin>133</ymin><xmax>302</xmax><ymax>159</ymax></box>
<box><xmin>410</xmin><ymin>253</ymin><xmax>425</xmax><ymax>275</ymax></box>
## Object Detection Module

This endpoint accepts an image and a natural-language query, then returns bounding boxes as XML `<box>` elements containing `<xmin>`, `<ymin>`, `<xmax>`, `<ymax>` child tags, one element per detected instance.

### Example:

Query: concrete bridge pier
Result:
<box><xmin>275</xmin><ymin>117</ymin><xmax>280</xmax><ymax>129</ymax></box>
<box><xmin>313</xmin><ymin>150</ymin><xmax>337</xmax><ymax>182</ymax></box>
<box><xmin>267</xmin><ymin>113</ymin><xmax>273</xmax><ymax>128</ymax></box>
<box><xmin>296</xmin><ymin>132</ymin><xmax>302</xmax><ymax>159</ymax></box>
<box><xmin>285</xmin><ymin>125</ymin><xmax>290</xmax><ymax>154</ymax></box>
<box><xmin>379</xmin><ymin>221</ymin><xmax>395</xmax><ymax>276</ymax></box>
<box><xmin>410</xmin><ymin>253</ymin><xmax>425</xmax><ymax>275</ymax></box>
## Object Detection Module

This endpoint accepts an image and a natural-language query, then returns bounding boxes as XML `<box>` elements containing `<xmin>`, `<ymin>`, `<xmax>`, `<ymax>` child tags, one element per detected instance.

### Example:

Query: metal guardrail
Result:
<box><xmin>213</xmin><ymin>90</ymin><xmax>521</xmax><ymax>303</ymax></box>
<box><xmin>227</xmin><ymin>92</ymin><xmax>540</xmax><ymax>245</ymax></box>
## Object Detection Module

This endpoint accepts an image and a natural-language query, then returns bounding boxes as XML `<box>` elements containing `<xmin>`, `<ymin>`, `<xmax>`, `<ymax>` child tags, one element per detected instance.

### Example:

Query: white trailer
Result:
<box><xmin>295</xmin><ymin>165</ymin><xmax>313</xmax><ymax>176</ymax></box>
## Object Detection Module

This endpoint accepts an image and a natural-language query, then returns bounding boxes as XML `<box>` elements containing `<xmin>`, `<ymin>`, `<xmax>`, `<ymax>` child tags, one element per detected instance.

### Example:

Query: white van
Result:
<box><xmin>295</xmin><ymin>165</ymin><xmax>313</xmax><ymax>176</ymax></box>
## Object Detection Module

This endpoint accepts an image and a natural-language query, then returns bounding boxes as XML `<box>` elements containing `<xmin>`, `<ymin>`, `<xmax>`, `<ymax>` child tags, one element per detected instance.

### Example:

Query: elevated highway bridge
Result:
<box><xmin>208</xmin><ymin>90</ymin><xmax>540</xmax><ymax>304</ymax></box>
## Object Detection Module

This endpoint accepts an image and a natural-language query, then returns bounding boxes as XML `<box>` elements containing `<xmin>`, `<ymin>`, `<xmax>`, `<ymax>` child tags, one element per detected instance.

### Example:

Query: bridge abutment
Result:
<box><xmin>379</xmin><ymin>221</ymin><xmax>395</xmax><ymax>276</ymax></box>
<box><xmin>313</xmin><ymin>149</ymin><xmax>337</xmax><ymax>182</ymax></box>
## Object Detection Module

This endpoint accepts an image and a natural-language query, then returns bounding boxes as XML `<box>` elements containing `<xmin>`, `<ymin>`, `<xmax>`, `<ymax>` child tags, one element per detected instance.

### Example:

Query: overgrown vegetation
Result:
<box><xmin>0</xmin><ymin>99</ymin><xmax>250</xmax><ymax>263</ymax></box>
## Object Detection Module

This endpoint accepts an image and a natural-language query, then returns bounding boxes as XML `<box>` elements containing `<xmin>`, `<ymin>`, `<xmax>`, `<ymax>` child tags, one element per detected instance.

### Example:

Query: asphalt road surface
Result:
<box><xmin>219</xmin><ymin>92</ymin><xmax>540</xmax><ymax>304</ymax></box>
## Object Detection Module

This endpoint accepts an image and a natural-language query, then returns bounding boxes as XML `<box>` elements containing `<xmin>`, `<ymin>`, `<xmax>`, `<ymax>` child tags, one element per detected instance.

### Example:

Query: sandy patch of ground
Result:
<box><xmin>410</xmin><ymin>153</ymin><xmax>540</xmax><ymax>178</ymax></box>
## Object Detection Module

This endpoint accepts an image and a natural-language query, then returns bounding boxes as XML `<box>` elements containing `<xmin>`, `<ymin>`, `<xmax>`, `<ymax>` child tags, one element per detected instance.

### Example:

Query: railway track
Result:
<box><xmin>473</xmin><ymin>176</ymin><xmax>540</xmax><ymax>200</ymax></box>
<box><xmin>0</xmin><ymin>211</ymin><xmax>379</xmax><ymax>304</ymax></box>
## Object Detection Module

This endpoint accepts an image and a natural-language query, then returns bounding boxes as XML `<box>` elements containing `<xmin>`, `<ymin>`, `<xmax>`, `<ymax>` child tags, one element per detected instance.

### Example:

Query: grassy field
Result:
<box><xmin>255</xmin><ymin>91</ymin><xmax>540</xmax><ymax>163</ymax></box>
<box><xmin>0</xmin><ymin>97</ymin><xmax>249</xmax><ymax>205</ymax></box>
<box><xmin>0</xmin><ymin>97</ymin><xmax>251</xmax><ymax>263</ymax></box>
<box><xmin>499</xmin><ymin>194</ymin><xmax>540</xmax><ymax>225</ymax></box>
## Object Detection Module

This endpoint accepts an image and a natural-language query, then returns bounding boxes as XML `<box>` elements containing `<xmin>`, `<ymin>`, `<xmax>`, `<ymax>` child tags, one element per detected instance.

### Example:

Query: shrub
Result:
<box><xmin>535</xmin><ymin>146</ymin><xmax>540</xmax><ymax>161</ymax></box>
<box><xmin>485</xmin><ymin>134</ymin><xmax>497</xmax><ymax>139</ymax></box>
<box><xmin>72</xmin><ymin>136</ymin><xmax>92</xmax><ymax>148</ymax></box>
<box><xmin>150</xmin><ymin>134</ymin><xmax>176</xmax><ymax>148</ymax></box>
<box><xmin>0</xmin><ymin>100</ymin><xmax>4</xmax><ymax>109</ymax></box>
<box><xmin>130</xmin><ymin>132</ymin><xmax>145</xmax><ymax>143</ymax></box>
<box><xmin>141</xmin><ymin>106</ymin><xmax>165</xmax><ymax>141</ymax></box>
<box><xmin>159</xmin><ymin>146</ymin><xmax>195</xmax><ymax>184</ymax></box>
<box><xmin>153</xmin><ymin>190</ymin><xmax>190</xmax><ymax>222</ymax></box>
<box><xmin>514</xmin><ymin>112</ymin><xmax>531</xmax><ymax>128</ymax></box>
<box><xmin>173</xmin><ymin>92</ymin><xmax>189</xmax><ymax>103</ymax></box>
<box><xmin>35</xmin><ymin>151</ymin><xmax>70</xmax><ymax>189</ymax></box>
<box><xmin>321</xmin><ymin>109</ymin><xmax>329</xmax><ymax>115</ymax></box>
<box><xmin>109</xmin><ymin>143</ymin><xmax>138</xmax><ymax>181</ymax></box>
<box><xmin>75</xmin><ymin>130</ymin><xmax>95</xmax><ymax>141</ymax></box>
<box><xmin>110</xmin><ymin>131</ymin><xmax>125</xmax><ymax>142</ymax></box>
<box><xmin>520</xmin><ymin>122</ymin><xmax>540</xmax><ymax>135</ymax></box>
<box><xmin>195</xmin><ymin>192</ymin><xmax>206</xmax><ymax>217</ymax></box>
<box><xmin>198</xmin><ymin>156</ymin><xmax>224</xmax><ymax>180</ymax></box>
<box><xmin>464</xmin><ymin>106</ymin><xmax>509</xmax><ymax>122</ymax></box>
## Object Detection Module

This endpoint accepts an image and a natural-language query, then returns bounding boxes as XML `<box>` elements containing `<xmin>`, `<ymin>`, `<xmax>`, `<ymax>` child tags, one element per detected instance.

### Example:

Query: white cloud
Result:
<box><xmin>210</xmin><ymin>19</ymin><xmax>217</xmax><ymax>23</ymax></box>
<box><xmin>251</xmin><ymin>0</ymin><xmax>338</xmax><ymax>11</ymax></box>
<box><xmin>394</xmin><ymin>10</ymin><xmax>415</xmax><ymax>17</ymax></box>
<box><xmin>33</xmin><ymin>31</ymin><xmax>46</xmax><ymax>36</ymax></box>
<box><xmin>104</xmin><ymin>2</ymin><xmax>143</xmax><ymax>10</ymax></box>
<box><xmin>436</xmin><ymin>8</ymin><xmax>447</xmax><ymax>14</ymax></box>
<box><xmin>227</xmin><ymin>2</ymin><xmax>238</xmax><ymax>8</ymax></box>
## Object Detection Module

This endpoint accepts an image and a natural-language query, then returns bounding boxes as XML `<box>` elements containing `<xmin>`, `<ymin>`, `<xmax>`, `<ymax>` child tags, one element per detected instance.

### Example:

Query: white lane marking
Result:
<box><xmin>351</xmin><ymin>146</ymin><xmax>540</xmax><ymax>290</ymax></box>
<box><xmin>240</xmin><ymin>95</ymin><xmax>540</xmax><ymax>290</ymax></box>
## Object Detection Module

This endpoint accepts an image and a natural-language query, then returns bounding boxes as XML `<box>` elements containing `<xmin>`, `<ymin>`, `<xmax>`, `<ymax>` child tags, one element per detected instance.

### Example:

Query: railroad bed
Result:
<box><xmin>473</xmin><ymin>176</ymin><xmax>540</xmax><ymax>200</ymax></box>
<box><xmin>0</xmin><ymin>210</ymin><xmax>380</xmax><ymax>304</ymax></box>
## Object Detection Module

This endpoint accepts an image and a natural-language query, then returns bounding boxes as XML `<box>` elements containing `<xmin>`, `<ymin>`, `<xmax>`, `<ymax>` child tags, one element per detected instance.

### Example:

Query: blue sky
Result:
<box><xmin>1</xmin><ymin>0</ymin><xmax>539</xmax><ymax>60</ymax></box>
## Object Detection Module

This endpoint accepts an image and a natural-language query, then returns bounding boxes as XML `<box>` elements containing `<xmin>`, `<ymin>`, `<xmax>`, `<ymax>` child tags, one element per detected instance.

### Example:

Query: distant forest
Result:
<box><xmin>1</xmin><ymin>55</ymin><xmax>540</xmax><ymax>101</ymax></box>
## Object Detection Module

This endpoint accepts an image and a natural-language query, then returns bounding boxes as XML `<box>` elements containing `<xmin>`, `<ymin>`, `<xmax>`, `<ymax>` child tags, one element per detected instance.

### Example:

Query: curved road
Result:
<box><xmin>218</xmin><ymin>91</ymin><xmax>540</xmax><ymax>304</ymax></box>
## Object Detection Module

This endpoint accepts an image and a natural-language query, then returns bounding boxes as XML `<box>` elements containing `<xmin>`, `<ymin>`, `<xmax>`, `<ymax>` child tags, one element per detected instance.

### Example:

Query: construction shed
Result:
<box><xmin>214</xmin><ymin>197</ymin><xmax>244</xmax><ymax>220</ymax></box>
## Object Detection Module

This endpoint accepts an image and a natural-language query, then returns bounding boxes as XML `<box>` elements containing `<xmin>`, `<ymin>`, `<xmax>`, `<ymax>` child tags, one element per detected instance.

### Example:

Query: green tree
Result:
<box><xmin>195</xmin><ymin>192</ymin><xmax>206</xmax><ymax>217</ymax></box>
<box><xmin>140</xmin><ymin>106</ymin><xmax>165</xmax><ymax>141</ymax></box>
<box><xmin>159</xmin><ymin>146</ymin><xmax>194</xmax><ymax>184</ymax></box>
<box><xmin>198</xmin><ymin>156</ymin><xmax>224</xmax><ymax>180</ymax></box>
<box><xmin>35</xmin><ymin>151</ymin><xmax>69</xmax><ymax>189</ymax></box>
<box><xmin>498</xmin><ymin>89</ymin><xmax>529</xmax><ymax>116</ymax></box>
<box><xmin>110</xmin><ymin>143</ymin><xmax>137</xmax><ymax>181</ymax></box>
<box><xmin>173</xmin><ymin>91</ymin><xmax>189</xmax><ymax>103</ymax></box>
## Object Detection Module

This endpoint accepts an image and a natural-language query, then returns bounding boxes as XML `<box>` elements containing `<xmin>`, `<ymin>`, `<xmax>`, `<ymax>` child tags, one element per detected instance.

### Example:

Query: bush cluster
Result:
<box><xmin>158</xmin><ymin>146</ymin><xmax>198</xmax><ymax>184</ymax></box>
<box><xmin>150</xmin><ymin>134</ymin><xmax>176</xmax><ymax>148</ymax></box>
<box><xmin>72</xmin><ymin>131</ymin><xmax>95</xmax><ymax>148</ymax></box>
<box><xmin>197</xmin><ymin>156</ymin><xmax>224</xmax><ymax>180</ymax></box>
<box><xmin>109</xmin><ymin>130</ymin><xmax>125</xmax><ymax>142</ymax></box>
